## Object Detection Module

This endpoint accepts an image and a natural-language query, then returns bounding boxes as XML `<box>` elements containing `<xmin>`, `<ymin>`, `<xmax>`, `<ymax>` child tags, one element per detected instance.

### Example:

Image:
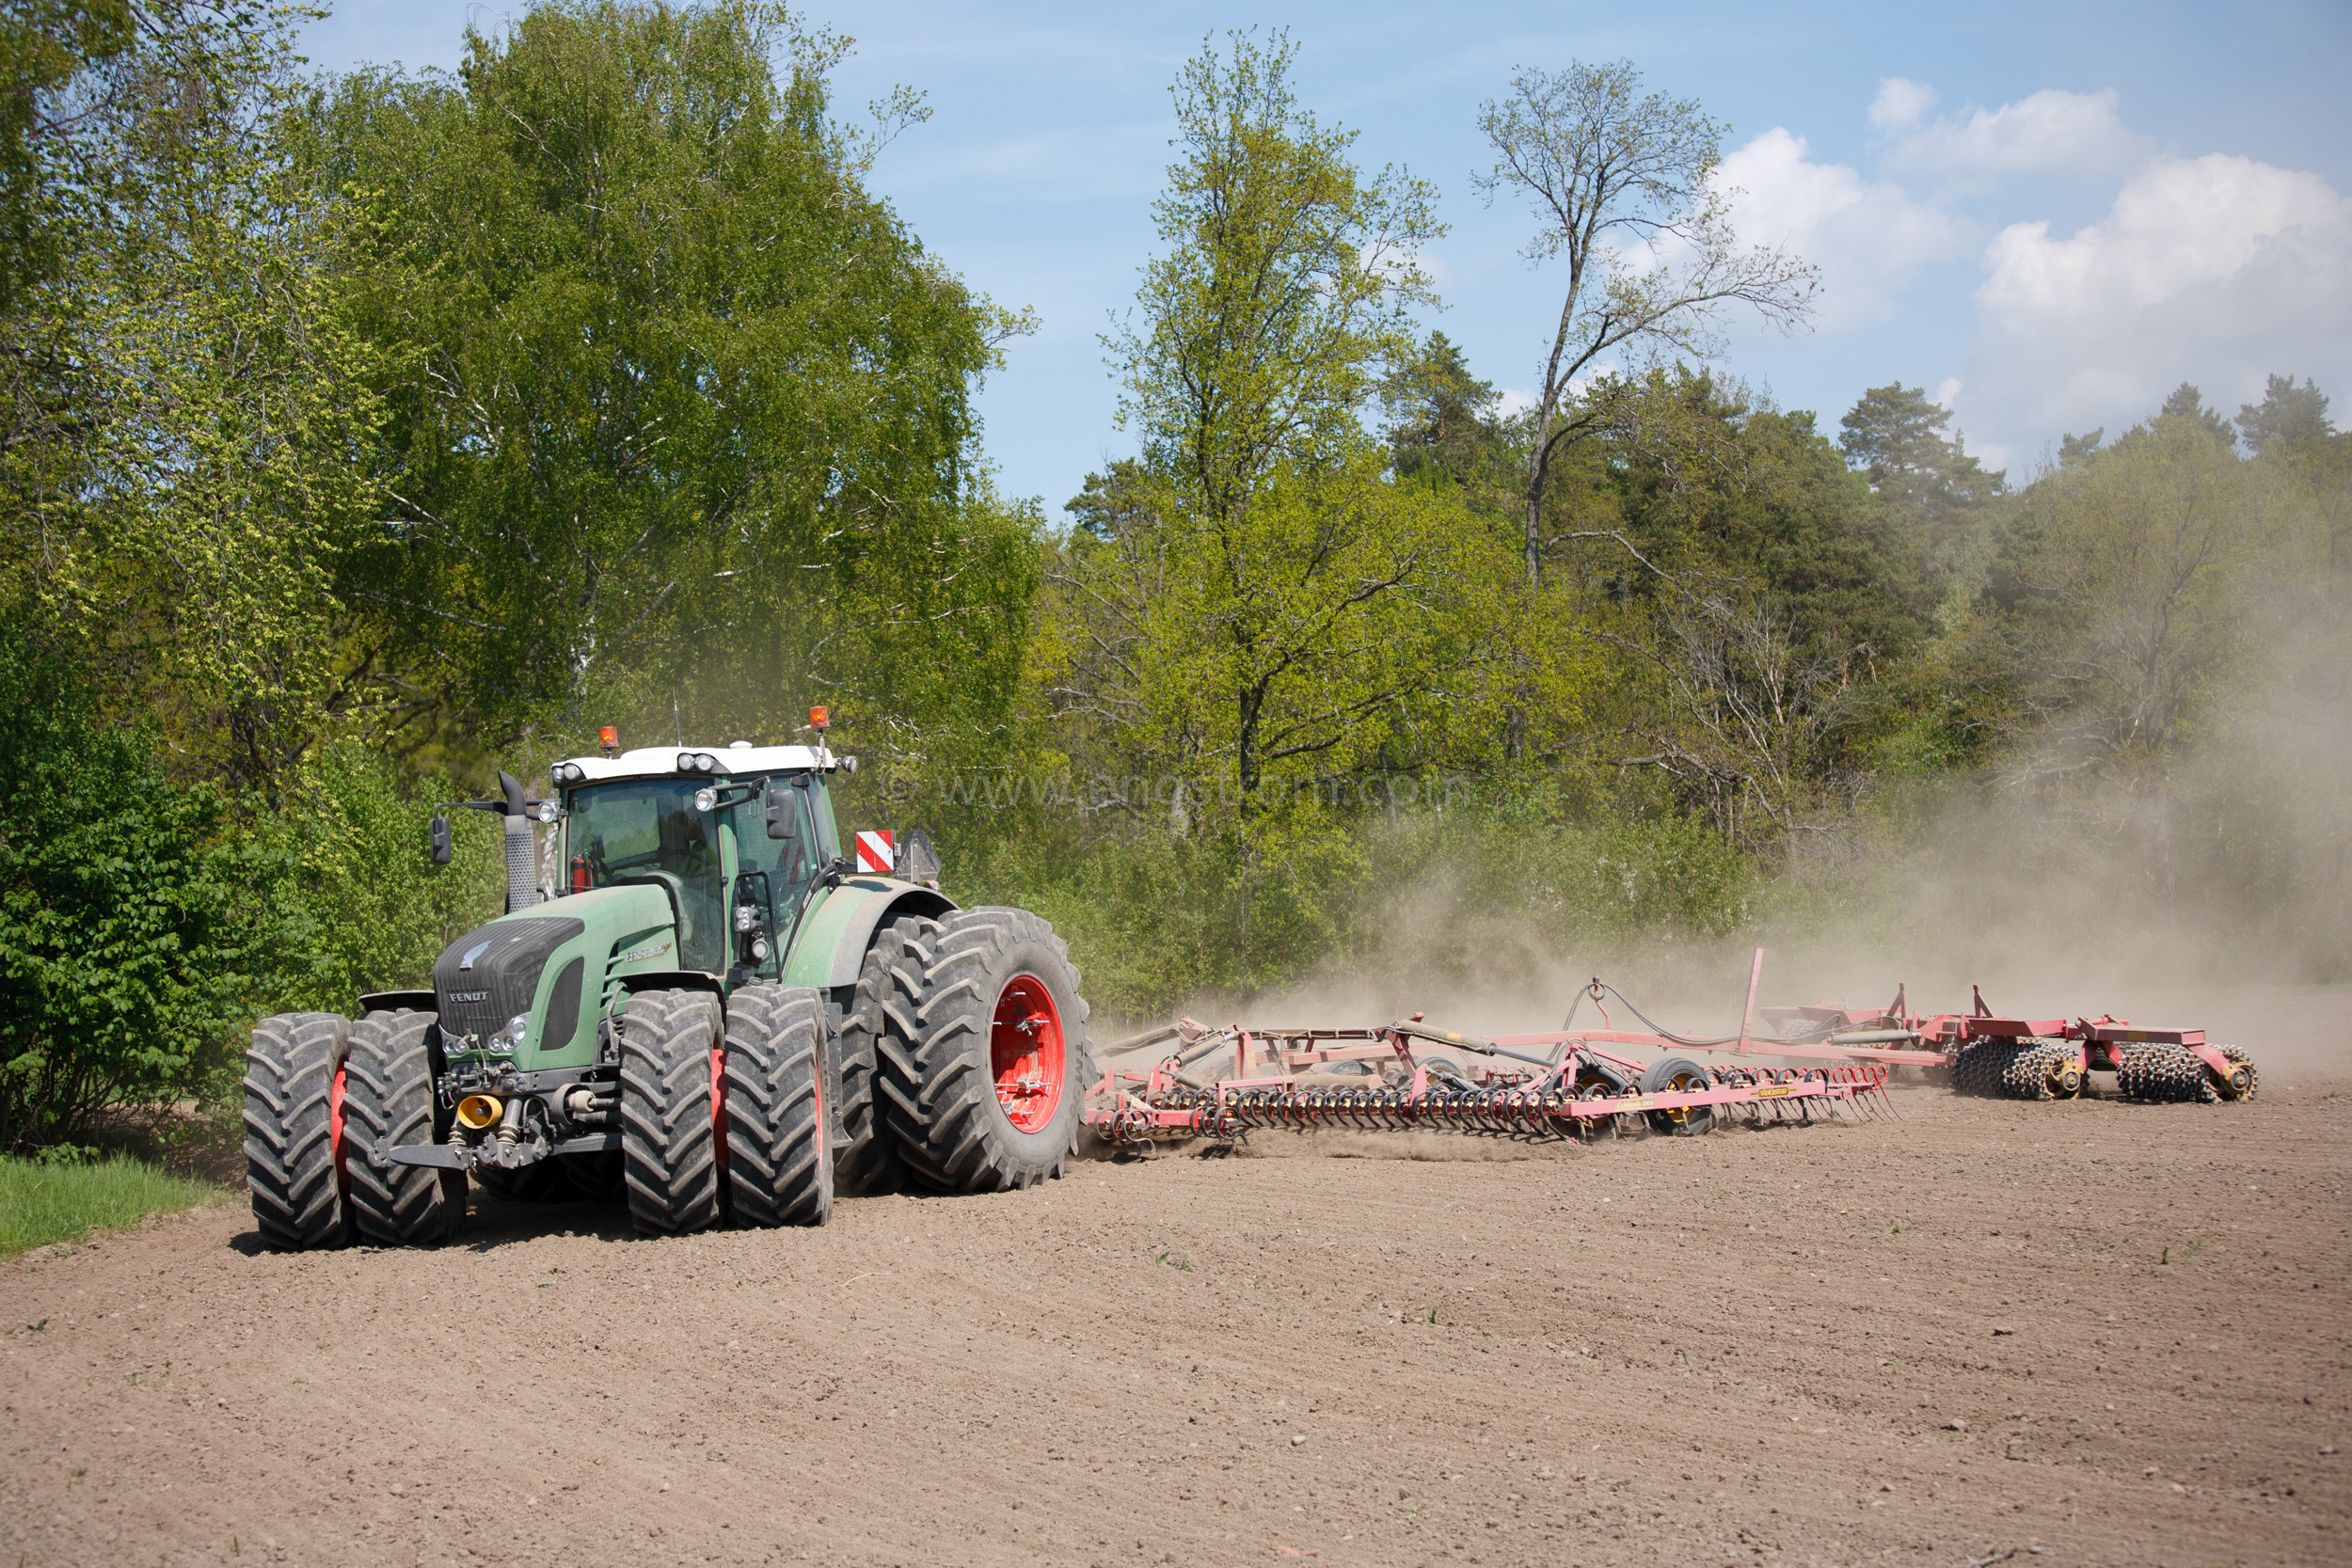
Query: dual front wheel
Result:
<box><xmin>243</xmin><ymin>1007</ymin><xmax>464</xmax><ymax>1252</ymax></box>
<box><xmin>246</xmin><ymin>985</ymin><xmax>837</xmax><ymax>1249</ymax></box>
<box><xmin>617</xmin><ymin>985</ymin><xmax>832</xmax><ymax>1235</ymax></box>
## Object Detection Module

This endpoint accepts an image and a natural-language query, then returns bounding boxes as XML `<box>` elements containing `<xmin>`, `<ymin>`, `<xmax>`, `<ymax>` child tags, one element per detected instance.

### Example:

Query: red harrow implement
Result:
<box><xmin>1663</xmin><ymin>950</ymin><xmax>2259</xmax><ymax>1103</ymax></box>
<box><xmin>1075</xmin><ymin>952</ymin><xmax>2256</xmax><ymax>1151</ymax></box>
<box><xmin>1082</xmin><ymin>1007</ymin><xmax>1893</xmax><ymax>1150</ymax></box>
<box><xmin>1749</xmin><ymin>989</ymin><xmax>2257</xmax><ymax>1101</ymax></box>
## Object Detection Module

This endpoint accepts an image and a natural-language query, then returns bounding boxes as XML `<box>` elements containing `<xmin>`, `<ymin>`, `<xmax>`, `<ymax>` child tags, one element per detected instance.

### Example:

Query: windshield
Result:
<box><xmin>564</xmin><ymin>778</ymin><xmax>725</xmax><ymax>974</ymax></box>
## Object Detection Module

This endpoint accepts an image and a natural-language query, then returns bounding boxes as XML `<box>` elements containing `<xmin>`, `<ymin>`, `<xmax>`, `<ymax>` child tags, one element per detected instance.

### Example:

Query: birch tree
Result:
<box><xmin>1476</xmin><ymin>59</ymin><xmax>1817</xmax><ymax>587</ymax></box>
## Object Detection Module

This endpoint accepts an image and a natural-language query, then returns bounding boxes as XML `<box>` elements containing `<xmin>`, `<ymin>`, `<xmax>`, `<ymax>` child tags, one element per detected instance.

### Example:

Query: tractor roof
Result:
<box><xmin>552</xmin><ymin>742</ymin><xmax>837</xmax><ymax>784</ymax></box>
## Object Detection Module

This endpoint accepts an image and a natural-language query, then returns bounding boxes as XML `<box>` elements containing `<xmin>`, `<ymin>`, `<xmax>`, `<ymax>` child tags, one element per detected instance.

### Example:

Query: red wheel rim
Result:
<box><xmin>710</xmin><ymin>1039</ymin><xmax>728</xmax><ymax>1176</ymax></box>
<box><xmin>329</xmin><ymin>1056</ymin><xmax>350</xmax><ymax>1198</ymax></box>
<box><xmin>990</xmin><ymin>974</ymin><xmax>1064</xmax><ymax>1133</ymax></box>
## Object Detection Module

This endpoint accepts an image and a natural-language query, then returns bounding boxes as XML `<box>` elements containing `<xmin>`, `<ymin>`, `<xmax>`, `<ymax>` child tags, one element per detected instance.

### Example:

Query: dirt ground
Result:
<box><xmin>5</xmin><ymin>1056</ymin><xmax>2349</xmax><ymax>1566</ymax></box>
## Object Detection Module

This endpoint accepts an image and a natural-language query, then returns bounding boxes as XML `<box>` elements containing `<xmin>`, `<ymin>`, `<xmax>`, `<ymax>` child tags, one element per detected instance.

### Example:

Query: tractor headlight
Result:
<box><xmin>550</xmin><ymin>762</ymin><xmax>586</xmax><ymax>784</ymax></box>
<box><xmin>693</xmin><ymin>786</ymin><xmax>718</xmax><ymax>813</ymax></box>
<box><xmin>734</xmin><ymin>904</ymin><xmax>758</xmax><ymax>932</ymax></box>
<box><xmin>748</xmin><ymin>936</ymin><xmax>771</xmax><ymax>961</ymax></box>
<box><xmin>532</xmin><ymin>800</ymin><xmax>561</xmax><ymax>824</ymax></box>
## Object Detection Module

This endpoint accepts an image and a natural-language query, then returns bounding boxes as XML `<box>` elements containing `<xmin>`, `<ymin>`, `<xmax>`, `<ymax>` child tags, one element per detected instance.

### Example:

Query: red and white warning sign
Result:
<box><xmin>854</xmin><ymin>829</ymin><xmax>895</xmax><ymax>875</ymax></box>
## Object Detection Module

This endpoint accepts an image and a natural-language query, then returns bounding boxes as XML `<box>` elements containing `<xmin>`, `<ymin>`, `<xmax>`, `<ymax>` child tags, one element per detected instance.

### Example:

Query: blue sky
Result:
<box><xmin>300</xmin><ymin>0</ymin><xmax>2352</xmax><ymax>509</ymax></box>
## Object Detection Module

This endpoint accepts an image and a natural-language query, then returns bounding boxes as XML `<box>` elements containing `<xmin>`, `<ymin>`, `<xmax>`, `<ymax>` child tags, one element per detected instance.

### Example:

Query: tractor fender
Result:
<box><xmin>783</xmin><ymin>877</ymin><xmax>957</xmax><ymax>989</ymax></box>
<box><xmin>358</xmin><ymin>989</ymin><xmax>437</xmax><ymax>1016</ymax></box>
<box><xmin>611</xmin><ymin>970</ymin><xmax>725</xmax><ymax>1006</ymax></box>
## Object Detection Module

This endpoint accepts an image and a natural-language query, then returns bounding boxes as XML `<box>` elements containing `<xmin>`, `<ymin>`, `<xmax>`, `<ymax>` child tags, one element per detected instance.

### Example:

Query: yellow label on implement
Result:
<box><xmin>1753</xmin><ymin>1085</ymin><xmax>1793</xmax><ymax>1098</ymax></box>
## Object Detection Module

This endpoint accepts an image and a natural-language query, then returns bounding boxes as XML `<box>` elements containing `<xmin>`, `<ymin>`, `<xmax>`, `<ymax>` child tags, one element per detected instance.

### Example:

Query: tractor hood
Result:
<box><xmin>432</xmin><ymin>882</ymin><xmax>675</xmax><ymax>1066</ymax></box>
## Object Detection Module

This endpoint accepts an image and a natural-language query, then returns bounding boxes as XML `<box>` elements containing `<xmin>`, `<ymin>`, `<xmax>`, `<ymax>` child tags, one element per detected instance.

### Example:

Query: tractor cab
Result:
<box><xmin>548</xmin><ymin>743</ymin><xmax>844</xmax><ymax>982</ymax></box>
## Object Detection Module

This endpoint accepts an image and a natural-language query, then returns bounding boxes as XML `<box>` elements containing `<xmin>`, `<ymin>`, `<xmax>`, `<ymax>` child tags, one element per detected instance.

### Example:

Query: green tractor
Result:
<box><xmin>242</xmin><ymin>726</ymin><xmax>1093</xmax><ymax>1248</ymax></box>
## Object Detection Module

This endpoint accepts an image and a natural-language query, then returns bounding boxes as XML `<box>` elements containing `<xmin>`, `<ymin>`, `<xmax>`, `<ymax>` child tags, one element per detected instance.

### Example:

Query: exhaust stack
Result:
<box><xmin>500</xmin><ymin>770</ymin><xmax>538</xmax><ymax>913</ymax></box>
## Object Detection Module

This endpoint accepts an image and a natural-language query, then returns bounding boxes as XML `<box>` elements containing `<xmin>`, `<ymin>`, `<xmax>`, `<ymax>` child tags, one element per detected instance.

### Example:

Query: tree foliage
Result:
<box><xmin>308</xmin><ymin>0</ymin><xmax>1037</xmax><ymax>754</ymax></box>
<box><xmin>0</xmin><ymin>0</ymin><xmax>379</xmax><ymax>793</ymax></box>
<box><xmin>1059</xmin><ymin>30</ymin><xmax>1493</xmax><ymax>835</ymax></box>
<box><xmin>1998</xmin><ymin>386</ymin><xmax>2260</xmax><ymax>773</ymax></box>
<box><xmin>1113</xmin><ymin>30</ymin><xmax>1440</xmax><ymax>520</ymax></box>
<box><xmin>1838</xmin><ymin>383</ymin><xmax>2003</xmax><ymax>590</ymax></box>
<box><xmin>0</xmin><ymin>635</ymin><xmax>276</xmax><ymax>1150</ymax></box>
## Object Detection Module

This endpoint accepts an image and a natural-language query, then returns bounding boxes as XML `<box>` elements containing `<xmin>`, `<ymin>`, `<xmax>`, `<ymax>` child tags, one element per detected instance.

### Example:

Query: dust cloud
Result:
<box><xmin>1169</xmin><ymin>592</ymin><xmax>2352</xmax><ymax>1083</ymax></box>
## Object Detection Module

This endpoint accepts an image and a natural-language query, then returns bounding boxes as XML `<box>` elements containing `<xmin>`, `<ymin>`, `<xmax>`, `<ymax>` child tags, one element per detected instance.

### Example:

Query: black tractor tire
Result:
<box><xmin>342</xmin><ymin>1008</ymin><xmax>467</xmax><ymax>1246</ymax></box>
<box><xmin>834</xmin><ymin>915</ymin><xmax>933</xmax><ymax>1196</ymax></box>
<box><xmin>618</xmin><ymin>989</ymin><xmax>726</xmax><ymax>1235</ymax></box>
<box><xmin>1641</xmin><ymin>1056</ymin><xmax>1717</xmax><ymax>1136</ymax></box>
<box><xmin>723</xmin><ymin>985</ymin><xmax>834</xmax><ymax>1227</ymax></box>
<box><xmin>879</xmin><ymin>908</ymin><xmax>1090</xmax><ymax>1194</ymax></box>
<box><xmin>243</xmin><ymin>1012</ymin><xmax>355</xmax><ymax>1252</ymax></box>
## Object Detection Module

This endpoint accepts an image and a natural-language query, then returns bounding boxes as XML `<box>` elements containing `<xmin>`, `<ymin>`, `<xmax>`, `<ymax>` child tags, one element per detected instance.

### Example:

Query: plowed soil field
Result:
<box><xmin>5</xmin><ymin>1059</ymin><xmax>2348</xmax><ymax>1566</ymax></box>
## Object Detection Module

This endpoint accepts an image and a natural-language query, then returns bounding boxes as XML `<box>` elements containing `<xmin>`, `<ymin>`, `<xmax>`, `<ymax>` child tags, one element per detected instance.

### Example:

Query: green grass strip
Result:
<box><xmin>0</xmin><ymin>1154</ymin><xmax>228</xmax><ymax>1258</ymax></box>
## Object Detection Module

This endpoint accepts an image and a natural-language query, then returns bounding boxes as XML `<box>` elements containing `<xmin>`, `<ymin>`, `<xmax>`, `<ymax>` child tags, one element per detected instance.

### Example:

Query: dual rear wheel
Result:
<box><xmin>870</xmin><ymin>908</ymin><xmax>1092</xmax><ymax>1194</ymax></box>
<box><xmin>619</xmin><ymin>905</ymin><xmax>1093</xmax><ymax>1230</ymax></box>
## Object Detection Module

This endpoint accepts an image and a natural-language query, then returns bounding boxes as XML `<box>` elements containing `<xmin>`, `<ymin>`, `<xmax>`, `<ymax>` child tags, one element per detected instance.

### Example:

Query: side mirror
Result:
<box><xmin>765</xmin><ymin>783</ymin><xmax>802</xmax><ymax>844</ymax></box>
<box><xmin>429</xmin><ymin>813</ymin><xmax>453</xmax><ymax>866</ymax></box>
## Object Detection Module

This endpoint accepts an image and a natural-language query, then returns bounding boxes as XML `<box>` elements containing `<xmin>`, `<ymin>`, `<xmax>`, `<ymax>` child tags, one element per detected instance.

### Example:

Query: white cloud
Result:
<box><xmin>1716</xmin><ymin>129</ymin><xmax>1973</xmax><ymax>331</ymax></box>
<box><xmin>1933</xmin><ymin>377</ymin><xmax>1962</xmax><ymax>411</ymax></box>
<box><xmin>1963</xmin><ymin>153</ymin><xmax>2352</xmax><ymax>463</ymax></box>
<box><xmin>1889</xmin><ymin>88</ymin><xmax>2150</xmax><ymax>185</ymax></box>
<box><xmin>1979</xmin><ymin>153</ymin><xmax>2341</xmax><ymax>314</ymax></box>
<box><xmin>1867</xmin><ymin>78</ymin><xmax>1937</xmax><ymax>135</ymax></box>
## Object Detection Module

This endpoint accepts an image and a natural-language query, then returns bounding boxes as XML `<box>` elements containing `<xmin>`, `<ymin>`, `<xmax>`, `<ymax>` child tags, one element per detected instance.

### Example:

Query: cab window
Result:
<box><xmin>564</xmin><ymin>779</ymin><xmax>726</xmax><ymax>974</ymax></box>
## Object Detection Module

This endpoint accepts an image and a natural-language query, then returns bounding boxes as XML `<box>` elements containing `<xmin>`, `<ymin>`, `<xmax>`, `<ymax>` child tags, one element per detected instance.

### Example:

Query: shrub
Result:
<box><xmin>0</xmin><ymin>639</ymin><xmax>278</xmax><ymax>1151</ymax></box>
<box><xmin>259</xmin><ymin>738</ymin><xmax>506</xmax><ymax>1015</ymax></box>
